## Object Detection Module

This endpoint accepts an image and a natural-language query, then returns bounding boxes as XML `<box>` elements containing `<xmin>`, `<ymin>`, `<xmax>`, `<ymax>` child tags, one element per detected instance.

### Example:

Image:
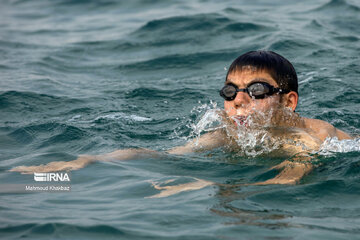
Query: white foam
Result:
<box><xmin>129</xmin><ymin>114</ymin><xmax>152</xmax><ymax>122</ymax></box>
<box><xmin>68</xmin><ymin>114</ymin><xmax>82</xmax><ymax>122</ymax></box>
<box><xmin>319</xmin><ymin>137</ymin><xmax>360</xmax><ymax>155</ymax></box>
<box><xmin>187</xmin><ymin>100</ymin><xmax>224</xmax><ymax>138</ymax></box>
<box><xmin>94</xmin><ymin>112</ymin><xmax>152</xmax><ymax>122</ymax></box>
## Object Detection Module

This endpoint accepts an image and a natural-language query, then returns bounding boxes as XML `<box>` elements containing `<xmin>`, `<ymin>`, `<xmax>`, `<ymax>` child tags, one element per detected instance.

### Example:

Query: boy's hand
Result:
<box><xmin>9</xmin><ymin>155</ymin><xmax>95</xmax><ymax>174</ymax></box>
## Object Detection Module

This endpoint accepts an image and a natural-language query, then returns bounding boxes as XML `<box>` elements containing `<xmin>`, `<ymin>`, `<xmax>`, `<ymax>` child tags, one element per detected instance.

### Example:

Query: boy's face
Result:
<box><xmin>223</xmin><ymin>69</ymin><xmax>283</xmax><ymax>125</ymax></box>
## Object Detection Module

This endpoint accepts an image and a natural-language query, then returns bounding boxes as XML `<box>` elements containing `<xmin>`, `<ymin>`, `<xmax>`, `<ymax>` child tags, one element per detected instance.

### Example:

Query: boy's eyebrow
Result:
<box><xmin>225</xmin><ymin>78</ymin><xmax>273</xmax><ymax>87</ymax></box>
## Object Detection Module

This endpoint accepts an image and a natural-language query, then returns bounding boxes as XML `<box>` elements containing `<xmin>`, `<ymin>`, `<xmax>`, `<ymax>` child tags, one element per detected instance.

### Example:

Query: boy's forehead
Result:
<box><xmin>226</xmin><ymin>69</ymin><xmax>277</xmax><ymax>86</ymax></box>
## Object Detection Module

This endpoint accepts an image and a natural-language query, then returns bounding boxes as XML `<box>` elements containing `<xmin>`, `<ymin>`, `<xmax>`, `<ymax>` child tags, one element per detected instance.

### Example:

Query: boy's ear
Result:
<box><xmin>284</xmin><ymin>91</ymin><xmax>298</xmax><ymax>111</ymax></box>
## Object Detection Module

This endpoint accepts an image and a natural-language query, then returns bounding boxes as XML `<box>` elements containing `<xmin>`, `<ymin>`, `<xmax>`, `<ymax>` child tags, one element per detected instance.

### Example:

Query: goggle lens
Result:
<box><xmin>248</xmin><ymin>83</ymin><xmax>270</xmax><ymax>99</ymax></box>
<box><xmin>222</xmin><ymin>85</ymin><xmax>237</xmax><ymax>98</ymax></box>
<box><xmin>220</xmin><ymin>82</ymin><xmax>287</xmax><ymax>101</ymax></box>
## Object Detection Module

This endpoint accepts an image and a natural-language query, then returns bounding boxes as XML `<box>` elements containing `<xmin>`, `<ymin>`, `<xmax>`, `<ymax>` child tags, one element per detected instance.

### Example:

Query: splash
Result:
<box><xmin>224</xmin><ymin>121</ymin><xmax>282</xmax><ymax>157</ymax></box>
<box><xmin>171</xmin><ymin>100</ymin><xmax>225</xmax><ymax>142</ymax></box>
<box><xmin>182</xmin><ymin>101</ymin><xmax>291</xmax><ymax>156</ymax></box>
<box><xmin>318</xmin><ymin>137</ymin><xmax>360</xmax><ymax>155</ymax></box>
<box><xmin>173</xmin><ymin>102</ymin><xmax>359</xmax><ymax>157</ymax></box>
<box><xmin>188</xmin><ymin>100</ymin><xmax>224</xmax><ymax>139</ymax></box>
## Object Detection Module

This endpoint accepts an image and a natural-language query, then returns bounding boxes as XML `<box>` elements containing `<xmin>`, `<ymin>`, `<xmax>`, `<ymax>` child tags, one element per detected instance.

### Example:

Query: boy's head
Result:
<box><xmin>222</xmin><ymin>50</ymin><xmax>299</xmax><ymax>125</ymax></box>
<box><xmin>226</xmin><ymin>50</ymin><xmax>298</xmax><ymax>94</ymax></box>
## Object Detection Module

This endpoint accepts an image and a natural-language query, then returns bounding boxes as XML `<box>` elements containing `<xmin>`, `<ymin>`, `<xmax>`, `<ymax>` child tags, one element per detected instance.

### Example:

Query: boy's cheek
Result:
<box><xmin>223</xmin><ymin>102</ymin><xmax>233</xmax><ymax>113</ymax></box>
<box><xmin>224</xmin><ymin>108</ymin><xmax>235</xmax><ymax>117</ymax></box>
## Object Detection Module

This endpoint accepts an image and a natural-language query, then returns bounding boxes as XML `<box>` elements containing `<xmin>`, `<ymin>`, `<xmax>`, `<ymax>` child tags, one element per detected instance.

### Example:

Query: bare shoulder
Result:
<box><xmin>302</xmin><ymin>117</ymin><xmax>352</xmax><ymax>141</ymax></box>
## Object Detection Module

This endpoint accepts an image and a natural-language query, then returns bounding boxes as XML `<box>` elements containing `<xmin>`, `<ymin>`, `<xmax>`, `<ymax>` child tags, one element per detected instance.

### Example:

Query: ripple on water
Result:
<box><xmin>6</xmin><ymin>122</ymin><xmax>90</xmax><ymax>150</ymax></box>
<box><xmin>124</xmin><ymin>87</ymin><xmax>207</xmax><ymax>100</ymax></box>
<box><xmin>130</xmin><ymin>13</ymin><xmax>274</xmax><ymax>48</ymax></box>
<box><xmin>268</xmin><ymin>39</ymin><xmax>320</xmax><ymax>52</ymax></box>
<box><xmin>310</xmin><ymin>0</ymin><xmax>360</xmax><ymax>14</ymax></box>
<box><xmin>1</xmin><ymin>0</ymin><xmax>360</xmax><ymax>239</ymax></box>
<box><xmin>118</xmin><ymin>50</ymin><xmax>237</xmax><ymax>71</ymax></box>
<box><xmin>132</xmin><ymin>13</ymin><xmax>231</xmax><ymax>36</ymax></box>
<box><xmin>0</xmin><ymin>91</ymin><xmax>84</xmax><ymax>124</ymax></box>
<box><xmin>0</xmin><ymin>223</ymin><xmax>128</xmax><ymax>239</ymax></box>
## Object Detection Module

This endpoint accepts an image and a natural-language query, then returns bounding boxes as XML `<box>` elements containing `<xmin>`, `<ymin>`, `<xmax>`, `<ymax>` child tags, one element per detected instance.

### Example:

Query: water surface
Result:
<box><xmin>1</xmin><ymin>0</ymin><xmax>360</xmax><ymax>239</ymax></box>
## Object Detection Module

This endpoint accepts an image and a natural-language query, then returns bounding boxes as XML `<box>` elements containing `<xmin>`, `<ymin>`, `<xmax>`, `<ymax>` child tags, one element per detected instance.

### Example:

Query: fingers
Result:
<box><xmin>9</xmin><ymin>156</ymin><xmax>96</xmax><ymax>174</ymax></box>
<box><xmin>9</xmin><ymin>165</ymin><xmax>44</xmax><ymax>174</ymax></box>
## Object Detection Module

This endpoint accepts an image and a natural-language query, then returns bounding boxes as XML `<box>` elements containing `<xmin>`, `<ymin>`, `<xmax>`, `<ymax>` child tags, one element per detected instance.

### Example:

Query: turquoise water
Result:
<box><xmin>1</xmin><ymin>0</ymin><xmax>360</xmax><ymax>239</ymax></box>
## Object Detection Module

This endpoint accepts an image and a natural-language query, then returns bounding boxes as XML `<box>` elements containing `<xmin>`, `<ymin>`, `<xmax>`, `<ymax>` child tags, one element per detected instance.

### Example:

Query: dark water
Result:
<box><xmin>1</xmin><ymin>0</ymin><xmax>360</xmax><ymax>239</ymax></box>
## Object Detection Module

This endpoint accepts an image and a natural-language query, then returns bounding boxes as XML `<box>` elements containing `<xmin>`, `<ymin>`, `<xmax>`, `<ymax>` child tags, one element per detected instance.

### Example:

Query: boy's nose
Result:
<box><xmin>234</xmin><ymin>91</ymin><xmax>251</xmax><ymax>107</ymax></box>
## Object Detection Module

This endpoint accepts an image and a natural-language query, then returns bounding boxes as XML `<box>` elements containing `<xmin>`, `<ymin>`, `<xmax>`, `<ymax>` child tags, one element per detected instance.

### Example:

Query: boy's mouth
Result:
<box><xmin>232</xmin><ymin>115</ymin><xmax>248</xmax><ymax>126</ymax></box>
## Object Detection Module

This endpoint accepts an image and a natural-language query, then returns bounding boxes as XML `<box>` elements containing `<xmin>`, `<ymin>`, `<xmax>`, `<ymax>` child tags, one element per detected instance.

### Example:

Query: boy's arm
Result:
<box><xmin>9</xmin><ymin>129</ymin><xmax>226</xmax><ymax>174</ymax></box>
<box><xmin>9</xmin><ymin>148</ymin><xmax>162</xmax><ymax>174</ymax></box>
<box><xmin>253</xmin><ymin>152</ymin><xmax>314</xmax><ymax>185</ymax></box>
<box><xmin>148</xmin><ymin>154</ymin><xmax>314</xmax><ymax>198</ymax></box>
<box><xmin>253</xmin><ymin>160</ymin><xmax>313</xmax><ymax>185</ymax></box>
<box><xmin>258</xmin><ymin>118</ymin><xmax>355</xmax><ymax>185</ymax></box>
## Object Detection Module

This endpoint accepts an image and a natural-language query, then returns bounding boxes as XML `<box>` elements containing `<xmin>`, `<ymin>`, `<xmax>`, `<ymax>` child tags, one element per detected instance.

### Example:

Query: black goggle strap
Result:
<box><xmin>277</xmin><ymin>88</ymin><xmax>290</xmax><ymax>94</ymax></box>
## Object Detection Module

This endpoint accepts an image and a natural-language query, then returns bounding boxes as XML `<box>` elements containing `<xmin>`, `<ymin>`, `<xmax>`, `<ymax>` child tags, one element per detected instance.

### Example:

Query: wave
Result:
<box><xmin>222</xmin><ymin>7</ymin><xmax>245</xmax><ymax>14</ymax></box>
<box><xmin>222</xmin><ymin>22</ymin><xmax>271</xmax><ymax>32</ymax></box>
<box><xmin>53</xmin><ymin>0</ymin><xmax>119</xmax><ymax>8</ymax></box>
<box><xmin>0</xmin><ymin>39</ymin><xmax>46</xmax><ymax>49</ymax></box>
<box><xmin>72</xmin><ymin>19</ymin><xmax>270</xmax><ymax>56</ymax></box>
<box><xmin>7</xmin><ymin>122</ymin><xmax>89</xmax><ymax>148</ymax></box>
<box><xmin>0</xmin><ymin>223</ymin><xmax>127</xmax><ymax>238</ymax></box>
<box><xmin>333</xmin><ymin>35</ymin><xmax>359</xmax><ymax>42</ymax></box>
<box><xmin>118</xmin><ymin>50</ymin><xmax>236</xmax><ymax>71</ymax></box>
<box><xmin>124</xmin><ymin>87</ymin><xmax>207</xmax><ymax>101</ymax></box>
<box><xmin>0</xmin><ymin>64</ymin><xmax>15</xmax><ymax>70</ymax></box>
<box><xmin>28</xmin><ymin>55</ymin><xmax>92</xmax><ymax>74</ymax></box>
<box><xmin>310</xmin><ymin>0</ymin><xmax>360</xmax><ymax>13</ymax></box>
<box><xmin>73</xmin><ymin>38</ymin><xmax>193</xmax><ymax>56</ymax></box>
<box><xmin>268</xmin><ymin>39</ymin><xmax>319</xmax><ymax>52</ymax></box>
<box><xmin>307</xmin><ymin>49</ymin><xmax>340</xmax><ymax>61</ymax></box>
<box><xmin>132</xmin><ymin>13</ymin><xmax>231</xmax><ymax>36</ymax></box>
<box><xmin>0</xmin><ymin>91</ymin><xmax>83</xmax><ymax>112</ymax></box>
<box><xmin>330</xmin><ymin>18</ymin><xmax>360</xmax><ymax>34</ymax></box>
<box><xmin>303</xmin><ymin>19</ymin><xmax>325</xmax><ymax>31</ymax></box>
<box><xmin>131</xmin><ymin>13</ymin><xmax>273</xmax><ymax>44</ymax></box>
<box><xmin>314</xmin><ymin>89</ymin><xmax>360</xmax><ymax>108</ymax></box>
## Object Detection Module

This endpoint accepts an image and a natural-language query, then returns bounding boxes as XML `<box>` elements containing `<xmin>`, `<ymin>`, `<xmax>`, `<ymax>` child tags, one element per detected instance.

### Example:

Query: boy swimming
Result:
<box><xmin>10</xmin><ymin>50</ymin><xmax>352</xmax><ymax>187</ymax></box>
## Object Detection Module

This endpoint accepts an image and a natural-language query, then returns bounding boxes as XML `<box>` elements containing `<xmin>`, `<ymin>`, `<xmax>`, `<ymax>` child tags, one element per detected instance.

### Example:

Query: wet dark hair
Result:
<box><xmin>226</xmin><ymin>50</ymin><xmax>298</xmax><ymax>94</ymax></box>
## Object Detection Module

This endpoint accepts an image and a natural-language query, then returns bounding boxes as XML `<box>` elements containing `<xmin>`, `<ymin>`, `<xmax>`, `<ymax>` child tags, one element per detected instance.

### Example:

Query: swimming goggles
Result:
<box><xmin>220</xmin><ymin>82</ymin><xmax>290</xmax><ymax>101</ymax></box>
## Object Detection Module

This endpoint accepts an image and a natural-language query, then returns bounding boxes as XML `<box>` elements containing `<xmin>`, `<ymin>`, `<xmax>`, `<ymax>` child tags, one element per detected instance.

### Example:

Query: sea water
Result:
<box><xmin>1</xmin><ymin>0</ymin><xmax>360</xmax><ymax>239</ymax></box>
